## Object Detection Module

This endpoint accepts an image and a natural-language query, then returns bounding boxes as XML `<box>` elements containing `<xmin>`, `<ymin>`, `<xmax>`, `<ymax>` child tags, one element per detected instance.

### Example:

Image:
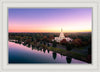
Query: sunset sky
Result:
<box><xmin>8</xmin><ymin>8</ymin><xmax>92</xmax><ymax>33</ymax></box>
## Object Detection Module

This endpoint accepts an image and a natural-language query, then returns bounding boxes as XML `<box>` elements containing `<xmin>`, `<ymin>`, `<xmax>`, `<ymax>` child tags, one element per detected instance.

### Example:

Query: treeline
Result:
<box><xmin>9</xmin><ymin>33</ymin><xmax>57</xmax><ymax>43</ymax></box>
<box><xmin>9</xmin><ymin>32</ymin><xmax>91</xmax><ymax>49</ymax></box>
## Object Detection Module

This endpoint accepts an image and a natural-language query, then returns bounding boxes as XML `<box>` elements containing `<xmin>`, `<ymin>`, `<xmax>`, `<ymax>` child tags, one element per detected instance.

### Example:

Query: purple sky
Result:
<box><xmin>8</xmin><ymin>8</ymin><xmax>92</xmax><ymax>33</ymax></box>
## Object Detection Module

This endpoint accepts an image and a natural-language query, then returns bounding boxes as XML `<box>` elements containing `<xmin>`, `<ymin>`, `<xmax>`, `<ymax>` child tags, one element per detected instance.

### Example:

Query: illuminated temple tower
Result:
<box><xmin>59</xmin><ymin>28</ymin><xmax>65</xmax><ymax>39</ymax></box>
<box><xmin>54</xmin><ymin>28</ymin><xmax>73</xmax><ymax>42</ymax></box>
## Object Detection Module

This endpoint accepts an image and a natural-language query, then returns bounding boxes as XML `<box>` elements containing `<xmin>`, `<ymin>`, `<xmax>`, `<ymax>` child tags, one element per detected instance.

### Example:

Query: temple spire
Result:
<box><xmin>61</xmin><ymin>28</ymin><xmax>62</xmax><ymax>32</ymax></box>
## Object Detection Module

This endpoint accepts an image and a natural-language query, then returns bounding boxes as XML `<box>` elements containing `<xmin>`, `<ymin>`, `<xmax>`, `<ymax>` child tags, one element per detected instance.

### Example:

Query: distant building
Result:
<box><xmin>53</xmin><ymin>28</ymin><xmax>73</xmax><ymax>42</ymax></box>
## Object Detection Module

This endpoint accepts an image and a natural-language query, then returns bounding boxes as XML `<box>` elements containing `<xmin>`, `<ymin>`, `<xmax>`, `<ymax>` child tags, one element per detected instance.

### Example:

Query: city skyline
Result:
<box><xmin>8</xmin><ymin>8</ymin><xmax>92</xmax><ymax>33</ymax></box>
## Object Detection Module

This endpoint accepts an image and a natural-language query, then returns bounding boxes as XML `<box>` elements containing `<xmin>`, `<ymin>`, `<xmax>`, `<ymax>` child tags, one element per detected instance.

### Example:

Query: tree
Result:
<box><xmin>42</xmin><ymin>36</ymin><xmax>47</xmax><ymax>42</ymax></box>
<box><xmin>65</xmin><ymin>34</ymin><xmax>68</xmax><ymax>37</ymax></box>
<box><xmin>52</xmin><ymin>40</ymin><xmax>57</xmax><ymax>47</ymax></box>
<box><xmin>72</xmin><ymin>38</ymin><xmax>82</xmax><ymax>47</ymax></box>
<box><xmin>25</xmin><ymin>39</ymin><xmax>31</xmax><ymax>44</ymax></box>
<box><xmin>43</xmin><ymin>41</ymin><xmax>46</xmax><ymax>45</ymax></box>
<box><xmin>49</xmin><ymin>35</ymin><xmax>54</xmax><ymax>39</ymax></box>
<box><xmin>66</xmin><ymin>42</ymin><xmax>72</xmax><ymax>51</ymax></box>
<box><xmin>60</xmin><ymin>39</ymin><xmax>67</xmax><ymax>45</ymax></box>
<box><xmin>47</xmin><ymin>43</ymin><xmax>50</xmax><ymax>47</ymax></box>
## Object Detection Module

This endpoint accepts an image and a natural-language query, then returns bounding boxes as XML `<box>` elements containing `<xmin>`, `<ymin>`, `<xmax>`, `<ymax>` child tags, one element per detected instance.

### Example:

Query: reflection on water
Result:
<box><xmin>66</xmin><ymin>56</ymin><xmax>72</xmax><ymax>64</ymax></box>
<box><xmin>9</xmin><ymin>41</ymin><xmax>87</xmax><ymax>64</ymax></box>
<box><xmin>43</xmin><ymin>49</ymin><xmax>46</xmax><ymax>53</ymax></box>
<box><xmin>28</xmin><ymin>44</ymin><xmax>31</xmax><ymax>48</ymax></box>
<box><xmin>47</xmin><ymin>50</ymin><xmax>49</xmax><ymax>53</ymax></box>
<box><xmin>52</xmin><ymin>52</ymin><xmax>57</xmax><ymax>60</ymax></box>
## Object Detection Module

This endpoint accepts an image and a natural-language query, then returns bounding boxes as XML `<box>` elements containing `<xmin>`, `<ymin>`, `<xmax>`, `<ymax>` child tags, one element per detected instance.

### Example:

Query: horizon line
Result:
<box><xmin>8</xmin><ymin>32</ymin><xmax>91</xmax><ymax>33</ymax></box>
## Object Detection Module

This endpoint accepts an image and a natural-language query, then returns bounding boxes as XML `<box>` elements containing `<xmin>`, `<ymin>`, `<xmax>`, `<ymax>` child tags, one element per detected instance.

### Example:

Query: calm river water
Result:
<box><xmin>9</xmin><ymin>41</ymin><xmax>87</xmax><ymax>64</ymax></box>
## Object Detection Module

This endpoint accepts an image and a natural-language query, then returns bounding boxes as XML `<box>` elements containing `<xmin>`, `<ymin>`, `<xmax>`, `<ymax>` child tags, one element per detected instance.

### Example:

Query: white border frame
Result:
<box><xmin>0</xmin><ymin>1</ymin><xmax>98</xmax><ymax>72</ymax></box>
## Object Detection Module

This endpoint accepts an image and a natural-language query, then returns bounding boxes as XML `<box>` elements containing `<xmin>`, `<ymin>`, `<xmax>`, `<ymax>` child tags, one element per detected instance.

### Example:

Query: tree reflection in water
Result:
<box><xmin>66</xmin><ymin>56</ymin><xmax>72</xmax><ymax>64</ymax></box>
<box><xmin>32</xmin><ymin>47</ymin><xmax>34</xmax><ymax>50</ymax></box>
<box><xmin>47</xmin><ymin>50</ymin><xmax>49</xmax><ymax>53</ymax></box>
<box><xmin>28</xmin><ymin>44</ymin><xmax>31</xmax><ymax>48</ymax></box>
<box><xmin>43</xmin><ymin>49</ymin><xmax>46</xmax><ymax>53</ymax></box>
<box><xmin>36</xmin><ymin>46</ymin><xmax>39</xmax><ymax>51</ymax></box>
<box><xmin>32</xmin><ymin>45</ymin><xmax>35</xmax><ymax>50</ymax></box>
<box><xmin>39</xmin><ymin>48</ymin><xmax>42</xmax><ymax>51</ymax></box>
<box><xmin>52</xmin><ymin>52</ymin><xmax>57</xmax><ymax>60</ymax></box>
<box><xmin>60</xmin><ymin>53</ymin><xmax>63</xmax><ymax>58</ymax></box>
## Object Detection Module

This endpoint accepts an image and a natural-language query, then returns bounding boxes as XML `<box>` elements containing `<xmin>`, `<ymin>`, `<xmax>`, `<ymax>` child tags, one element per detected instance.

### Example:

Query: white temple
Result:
<box><xmin>53</xmin><ymin>28</ymin><xmax>73</xmax><ymax>42</ymax></box>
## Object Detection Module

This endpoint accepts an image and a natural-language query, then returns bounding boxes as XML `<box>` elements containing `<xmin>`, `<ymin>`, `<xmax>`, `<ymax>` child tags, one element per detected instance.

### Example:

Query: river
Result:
<box><xmin>9</xmin><ymin>41</ymin><xmax>87</xmax><ymax>64</ymax></box>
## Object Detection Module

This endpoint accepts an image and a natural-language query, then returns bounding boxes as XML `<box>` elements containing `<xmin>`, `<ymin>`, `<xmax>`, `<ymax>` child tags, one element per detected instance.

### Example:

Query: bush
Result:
<box><xmin>52</xmin><ymin>40</ymin><xmax>57</xmax><ymax>47</ymax></box>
